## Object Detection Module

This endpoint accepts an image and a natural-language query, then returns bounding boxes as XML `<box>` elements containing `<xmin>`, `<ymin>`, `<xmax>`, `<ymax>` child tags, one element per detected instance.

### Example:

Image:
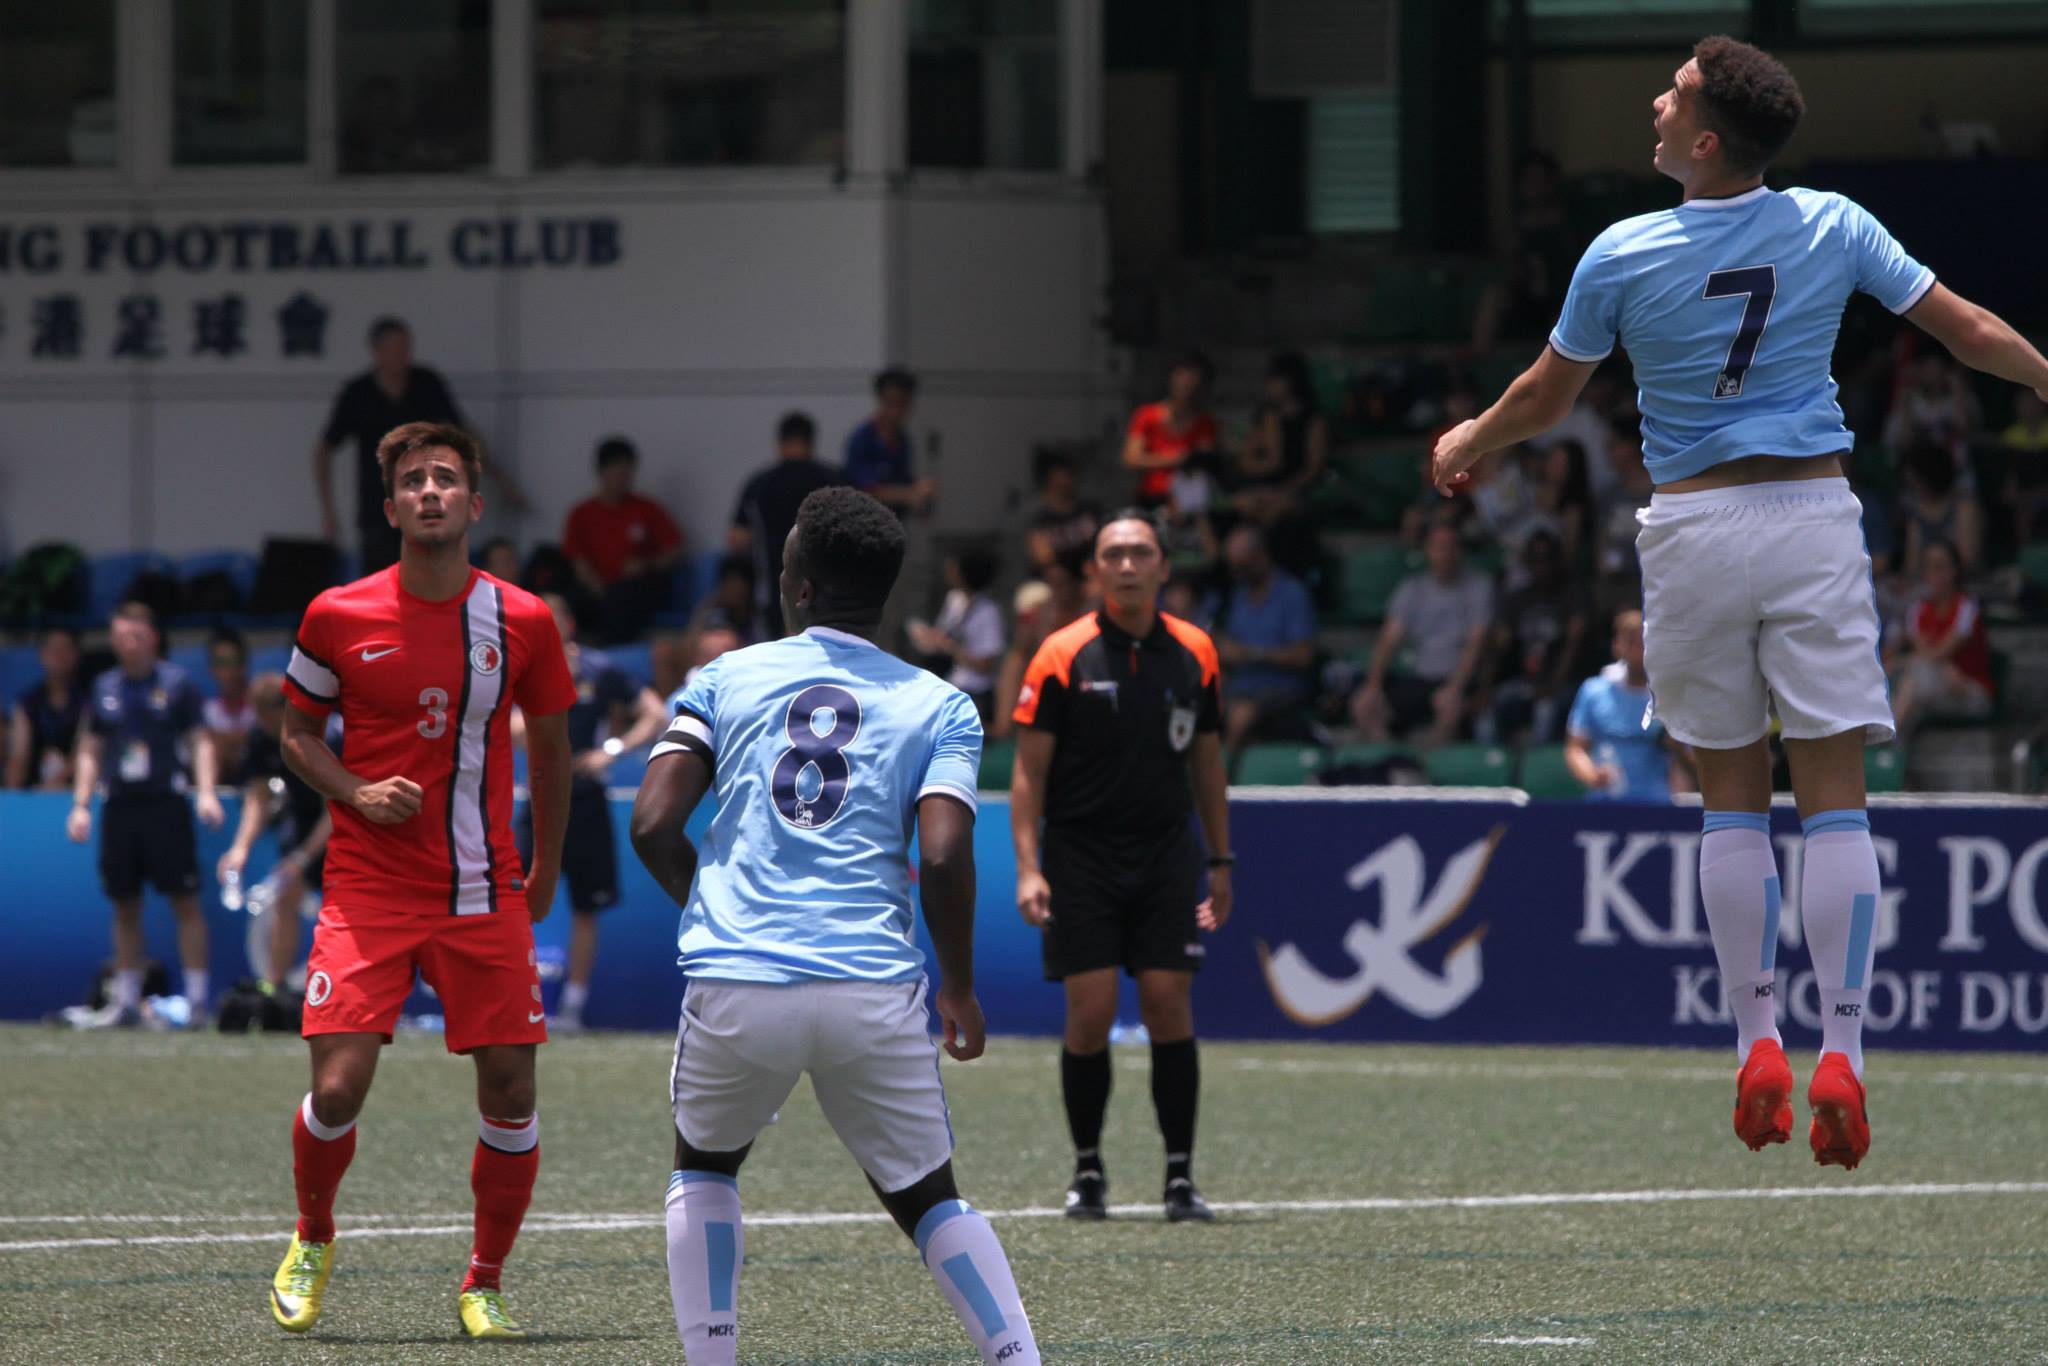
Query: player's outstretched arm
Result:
<box><xmin>1905</xmin><ymin>284</ymin><xmax>2048</xmax><ymax>401</ymax></box>
<box><xmin>280</xmin><ymin>705</ymin><xmax>420</xmax><ymax>824</ymax></box>
<box><xmin>523</xmin><ymin>709</ymin><xmax>571</xmax><ymax>922</ymax></box>
<box><xmin>1432</xmin><ymin>347</ymin><xmax>1601</xmax><ymax>493</ymax></box>
<box><xmin>918</xmin><ymin>793</ymin><xmax>985</xmax><ymax>1061</ymax></box>
<box><xmin>629</xmin><ymin>749</ymin><xmax>711</xmax><ymax>909</ymax></box>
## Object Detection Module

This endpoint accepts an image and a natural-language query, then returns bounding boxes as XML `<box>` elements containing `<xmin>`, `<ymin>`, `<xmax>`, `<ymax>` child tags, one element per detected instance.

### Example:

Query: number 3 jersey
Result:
<box><xmin>1549</xmin><ymin>186</ymin><xmax>1934</xmax><ymax>485</ymax></box>
<box><xmin>650</xmin><ymin>626</ymin><xmax>983</xmax><ymax>985</ymax></box>
<box><xmin>283</xmin><ymin>566</ymin><xmax>577</xmax><ymax>913</ymax></box>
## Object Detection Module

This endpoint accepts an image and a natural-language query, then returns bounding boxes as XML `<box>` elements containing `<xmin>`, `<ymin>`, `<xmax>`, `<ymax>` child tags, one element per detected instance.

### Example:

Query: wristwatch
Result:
<box><xmin>602</xmin><ymin>737</ymin><xmax>625</xmax><ymax>758</ymax></box>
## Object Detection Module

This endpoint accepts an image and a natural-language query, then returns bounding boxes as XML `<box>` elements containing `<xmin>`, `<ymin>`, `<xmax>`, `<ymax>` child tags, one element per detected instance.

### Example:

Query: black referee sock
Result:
<box><xmin>1061</xmin><ymin>1047</ymin><xmax>1112</xmax><ymax>1172</ymax></box>
<box><xmin>1150</xmin><ymin>1038</ymin><xmax>1199</xmax><ymax>1185</ymax></box>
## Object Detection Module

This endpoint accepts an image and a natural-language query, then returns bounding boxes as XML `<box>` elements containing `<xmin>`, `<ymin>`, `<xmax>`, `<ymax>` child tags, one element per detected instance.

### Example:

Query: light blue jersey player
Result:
<box><xmin>631</xmin><ymin>487</ymin><xmax>1040</xmax><ymax>1366</ymax></box>
<box><xmin>1433</xmin><ymin>37</ymin><xmax>2048</xmax><ymax>1171</ymax></box>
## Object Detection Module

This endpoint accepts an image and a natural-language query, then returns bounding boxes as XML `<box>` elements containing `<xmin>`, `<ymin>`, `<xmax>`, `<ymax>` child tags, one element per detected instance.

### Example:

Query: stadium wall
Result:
<box><xmin>7</xmin><ymin>790</ymin><xmax>2047</xmax><ymax>1053</ymax></box>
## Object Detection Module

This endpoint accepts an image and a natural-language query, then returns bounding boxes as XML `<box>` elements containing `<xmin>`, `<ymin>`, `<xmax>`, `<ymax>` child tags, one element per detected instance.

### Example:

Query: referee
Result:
<box><xmin>1010</xmin><ymin>510</ymin><xmax>1233</xmax><ymax>1223</ymax></box>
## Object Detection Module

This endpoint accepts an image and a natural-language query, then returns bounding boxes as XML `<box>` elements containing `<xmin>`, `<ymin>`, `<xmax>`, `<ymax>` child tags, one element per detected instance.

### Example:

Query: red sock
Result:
<box><xmin>291</xmin><ymin>1096</ymin><xmax>357</xmax><ymax>1244</ymax></box>
<box><xmin>463</xmin><ymin>1115</ymin><xmax>539</xmax><ymax>1292</ymax></box>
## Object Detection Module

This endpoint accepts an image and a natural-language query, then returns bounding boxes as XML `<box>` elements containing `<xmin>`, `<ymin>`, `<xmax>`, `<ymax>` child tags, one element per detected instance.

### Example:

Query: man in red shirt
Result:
<box><xmin>562</xmin><ymin>436</ymin><xmax>685</xmax><ymax>642</ymax></box>
<box><xmin>270</xmin><ymin>421</ymin><xmax>576</xmax><ymax>1340</ymax></box>
<box><xmin>1122</xmin><ymin>352</ymin><xmax>1219</xmax><ymax>506</ymax></box>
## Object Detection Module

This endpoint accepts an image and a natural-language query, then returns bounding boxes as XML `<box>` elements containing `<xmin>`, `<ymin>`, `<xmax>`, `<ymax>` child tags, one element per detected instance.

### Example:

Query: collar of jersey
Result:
<box><xmin>1094</xmin><ymin>609</ymin><xmax>1165</xmax><ymax>647</ymax></box>
<box><xmin>804</xmin><ymin>625</ymin><xmax>878</xmax><ymax>650</ymax></box>
<box><xmin>1678</xmin><ymin>185</ymin><xmax>1773</xmax><ymax>212</ymax></box>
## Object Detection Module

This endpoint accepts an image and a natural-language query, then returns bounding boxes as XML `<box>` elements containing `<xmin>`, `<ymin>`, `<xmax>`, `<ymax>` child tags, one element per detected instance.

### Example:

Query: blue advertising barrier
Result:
<box><xmin>4</xmin><ymin>790</ymin><xmax>2045</xmax><ymax>1051</ymax></box>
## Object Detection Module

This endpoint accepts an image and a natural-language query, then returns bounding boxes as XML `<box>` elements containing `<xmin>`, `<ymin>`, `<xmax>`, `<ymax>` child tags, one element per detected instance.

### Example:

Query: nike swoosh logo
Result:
<box><xmin>360</xmin><ymin>646</ymin><xmax>400</xmax><ymax>661</ymax></box>
<box><xmin>528</xmin><ymin>1011</ymin><xmax>545</xmax><ymax>1024</ymax></box>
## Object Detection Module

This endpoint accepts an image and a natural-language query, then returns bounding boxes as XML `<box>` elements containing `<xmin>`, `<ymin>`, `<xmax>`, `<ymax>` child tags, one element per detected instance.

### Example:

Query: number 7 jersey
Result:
<box><xmin>1549</xmin><ymin>185</ymin><xmax>1934</xmax><ymax>485</ymax></box>
<box><xmin>650</xmin><ymin>626</ymin><xmax>984</xmax><ymax>985</ymax></box>
<box><xmin>283</xmin><ymin>566</ymin><xmax>577</xmax><ymax>913</ymax></box>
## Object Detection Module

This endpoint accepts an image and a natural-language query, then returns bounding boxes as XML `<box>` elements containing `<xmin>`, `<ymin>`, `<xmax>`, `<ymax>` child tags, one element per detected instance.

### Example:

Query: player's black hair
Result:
<box><xmin>778</xmin><ymin>410</ymin><xmax>817</xmax><ymax>446</ymax></box>
<box><xmin>367</xmin><ymin>315</ymin><xmax>409</xmax><ymax>346</ymax></box>
<box><xmin>594</xmin><ymin>436</ymin><xmax>637</xmax><ymax>471</ymax></box>
<box><xmin>1691</xmin><ymin>36</ymin><xmax>1804</xmax><ymax>176</ymax></box>
<box><xmin>953</xmin><ymin>546</ymin><xmax>1000</xmax><ymax>594</ymax></box>
<box><xmin>793</xmin><ymin>487</ymin><xmax>907</xmax><ymax>620</ymax></box>
<box><xmin>873</xmin><ymin>366</ymin><xmax>918</xmax><ymax>398</ymax></box>
<box><xmin>1095</xmin><ymin>507</ymin><xmax>1171</xmax><ymax>558</ymax></box>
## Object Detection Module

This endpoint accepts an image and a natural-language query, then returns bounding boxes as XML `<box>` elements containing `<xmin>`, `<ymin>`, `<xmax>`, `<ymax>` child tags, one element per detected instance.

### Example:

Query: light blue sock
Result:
<box><xmin>915</xmin><ymin>1200</ymin><xmax>1041</xmax><ymax>1366</ymax></box>
<box><xmin>665</xmin><ymin>1170</ymin><xmax>740</xmax><ymax>1365</ymax></box>
<box><xmin>1699</xmin><ymin>811</ymin><xmax>1783</xmax><ymax>1061</ymax></box>
<box><xmin>1802</xmin><ymin>809</ymin><xmax>1879</xmax><ymax>1077</ymax></box>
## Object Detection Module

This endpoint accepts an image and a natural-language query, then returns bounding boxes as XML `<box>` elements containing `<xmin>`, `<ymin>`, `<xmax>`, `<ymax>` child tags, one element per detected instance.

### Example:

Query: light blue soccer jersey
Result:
<box><xmin>1550</xmin><ymin>186</ymin><xmax>1934</xmax><ymax>485</ymax></box>
<box><xmin>649</xmin><ymin>626</ymin><xmax>983</xmax><ymax>985</ymax></box>
<box><xmin>1566</xmin><ymin>666</ymin><xmax>1669</xmax><ymax>803</ymax></box>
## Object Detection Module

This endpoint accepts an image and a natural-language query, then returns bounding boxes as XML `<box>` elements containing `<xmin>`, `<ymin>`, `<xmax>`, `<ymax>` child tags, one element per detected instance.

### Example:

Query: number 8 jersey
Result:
<box><xmin>651</xmin><ymin>625</ymin><xmax>983</xmax><ymax>985</ymax></box>
<box><xmin>1548</xmin><ymin>185</ymin><xmax>1933</xmax><ymax>485</ymax></box>
<box><xmin>283</xmin><ymin>566</ymin><xmax>577</xmax><ymax>913</ymax></box>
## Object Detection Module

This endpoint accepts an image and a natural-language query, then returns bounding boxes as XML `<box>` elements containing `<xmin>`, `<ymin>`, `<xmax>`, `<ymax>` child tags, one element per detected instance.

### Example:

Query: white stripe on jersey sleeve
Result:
<box><xmin>650</xmin><ymin>712</ymin><xmax>714</xmax><ymax>761</ymax></box>
<box><xmin>916</xmin><ymin>780</ymin><xmax>978</xmax><ymax>813</ymax></box>
<box><xmin>286</xmin><ymin>646</ymin><xmax>339</xmax><ymax>701</ymax></box>
<box><xmin>1888</xmin><ymin>267</ymin><xmax>1936</xmax><ymax>316</ymax></box>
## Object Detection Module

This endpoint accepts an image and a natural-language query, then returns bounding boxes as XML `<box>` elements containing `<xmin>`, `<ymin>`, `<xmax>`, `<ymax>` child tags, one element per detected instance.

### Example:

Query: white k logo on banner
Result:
<box><xmin>1258</xmin><ymin>827</ymin><xmax>1504</xmax><ymax>1025</ymax></box>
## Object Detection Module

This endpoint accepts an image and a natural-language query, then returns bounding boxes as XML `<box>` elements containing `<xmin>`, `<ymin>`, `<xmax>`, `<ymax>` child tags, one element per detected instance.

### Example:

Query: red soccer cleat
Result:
<box><xmin>1732</xmin><ymin>1038</ymin><xmax>1794</xmax><ymax>1151</ymax></box>
<box><xmin>1808</xmin><ymin>1051</ymin><xmax>1871</xmax><ymax>1171</ymax></box>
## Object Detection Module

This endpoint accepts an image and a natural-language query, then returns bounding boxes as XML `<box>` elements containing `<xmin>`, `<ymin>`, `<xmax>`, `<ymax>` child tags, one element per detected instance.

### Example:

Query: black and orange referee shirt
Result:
<box><xmin>1012</xmin><ymin>609</ymin><xmax>1222</xmax><ymax>843</ymax></box>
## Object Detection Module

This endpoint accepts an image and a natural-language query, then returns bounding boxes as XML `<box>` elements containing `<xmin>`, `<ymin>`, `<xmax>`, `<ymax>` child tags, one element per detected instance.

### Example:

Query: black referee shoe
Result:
<box><xmin>1164</xmin><ymin>1178</ymin><xmax>1214</xmax><ymax>1223</ymax></box>
<box><xmin>1064</xmin><ymin>1170</ymin><xmax>1108</xmax><ymax>1220</ymax></box>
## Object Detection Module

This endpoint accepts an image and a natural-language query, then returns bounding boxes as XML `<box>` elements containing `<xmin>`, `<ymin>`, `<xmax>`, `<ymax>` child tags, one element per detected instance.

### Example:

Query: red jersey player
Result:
<box><xmin>269</xmin><ymin>421</ymin><xmax>576</xmax><ymax>1339</ymax></box>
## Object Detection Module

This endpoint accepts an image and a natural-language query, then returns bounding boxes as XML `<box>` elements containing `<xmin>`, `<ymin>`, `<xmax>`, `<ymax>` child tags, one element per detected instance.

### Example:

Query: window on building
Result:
<box><xmin>535</xmin><ymin>0</ymin><xmax>845</xmax><ymax>168</ymax></box>
<box><xmin>1307</xmin><ymin>91</ymin><xmax>1398</xmax><ymax>234</ymax></box>
<box><xmin>0</xmin><ymin>1</ymin><xmax>118</xmax><ymax>169</ymax></box>
<box><xmin>1798</xmin><ymin>0</ymin><xmax>2048</xmax><ymax>38</ymax></box>
<box><xmin>1491</xmin><ymin>0</ymin><xmax>1748</xmax><ymax>46</ymax></box>
<box><xmin>908</xmin><ymin>0</ymin><xmax>1061</xmax><ymax>172</ymax></box>
<box><xmin>336</xmin><ymin>0</ymin><xmax>491</xmax><ymax>174</ymax></box>
<box><xmin>174</xmin><ymin>0</ymin><xmax>310</xmax><ymax>166</ymax></box>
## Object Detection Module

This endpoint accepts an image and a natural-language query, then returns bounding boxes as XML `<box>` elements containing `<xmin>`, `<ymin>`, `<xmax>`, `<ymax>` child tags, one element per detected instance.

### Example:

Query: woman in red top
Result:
<box><xmin>1887</xmin><ymin>538</ymin><xmax>1992</xmax><ymax>736</ymax></box>
<box><xmin>1122</xmin><ymin>352</ymin><xmax>1218</xmax><ymax>506</ymax></box>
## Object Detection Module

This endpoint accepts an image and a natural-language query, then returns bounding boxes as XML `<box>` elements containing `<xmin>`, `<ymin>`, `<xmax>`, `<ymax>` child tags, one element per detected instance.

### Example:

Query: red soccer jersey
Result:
<box><xmin>561</xmin><ymin>494</ymin><xmax>682</xmax><ymax>585</ymax></box>
<box><xmin>1126</xmin><ymin>401</ymin><xmax>1218</xmax><ymax>501</ymax></box>
<box><xmin>284</xmin><ymin>566</ymin><xmax>577</xmax><ymax>914</ymax></box>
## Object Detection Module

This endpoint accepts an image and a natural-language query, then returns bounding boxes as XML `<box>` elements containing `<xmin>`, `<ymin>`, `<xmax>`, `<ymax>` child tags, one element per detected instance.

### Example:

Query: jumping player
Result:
<box><xmin>1433</xmin><ymin>37</ymin><xmax>2048</xmax><ymax>1170</ymax></box>
<box><xmin>631</xmin><ymin>487</ymin><xmax>1041</xmax><ymax>1366</ymax></box>
<box><xmin>270</xmin><ymin>421</ymin><xmax>576</xmax><ymax>1337</ymax></box>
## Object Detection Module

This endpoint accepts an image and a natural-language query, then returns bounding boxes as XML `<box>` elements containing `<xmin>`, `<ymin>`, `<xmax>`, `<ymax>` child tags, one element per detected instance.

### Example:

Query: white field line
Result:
<box><xmin>5</xmin><ymin>1181</ymin><xmax>2047</xmax><ymax>1254</ymax></box>
<box><xmin>1235</xmin><ymin>1057</ymin><xmax>2048</xmax><ymax>1087</ymax></box>
<box><xmin>1475</xmin><ymin>1337</ymin><xmax>1596</xmax><ymax>1347</ymax></box>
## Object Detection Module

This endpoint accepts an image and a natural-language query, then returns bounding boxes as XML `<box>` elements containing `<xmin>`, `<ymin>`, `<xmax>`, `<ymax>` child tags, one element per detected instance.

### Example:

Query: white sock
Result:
<box><xmin>916</xmin><ymin>1200</ymin><xmax>1040</xmax><ymax>1366</ymax></box>
<box><xmin>300</xmin><ymin>1092</ymin><xmax>356</xmax><ymax>1142</ymax></box>
<box><xmin>1699</xmin><ymin>813</ymin><xmax>1783</xmax><ymax>1062</ymax></box>
<box><xmin>114</xmin><ymin>969</ymin><xmax>143</xmax><ymax>1011</ymax></box>
<box><xmin>183</xmin><ymin>968</ymin><xmax>209</xmax><ymax>1012</ymax></box>
<box><xmin>1802</xmin><ymin>809</ymin><xmax>1880</xmax><ymax>1077</ymax></box>
<box><xmin>561</xmin><ymin>982</ymin><xmax>589</xmax><ymax>1014</ymax></box>
<box><xmin>666</xmin><ymin>1171</ymin><xmax>740</xmax><ymax>1366</ymax></box>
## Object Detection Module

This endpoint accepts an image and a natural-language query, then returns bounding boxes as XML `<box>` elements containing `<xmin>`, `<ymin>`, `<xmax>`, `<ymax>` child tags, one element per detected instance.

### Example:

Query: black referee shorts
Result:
<box><xmin>1040</xmin><ymin>823</ymin><xmax>1205</xmax><ymax>981</ymax></box>
<box><xmin>515</xmin><ymin>787</ymin><xmax>620</xmax><ymax>914</ymax></box>
<box><xmin>98</xmin><ymin>795</ymin><xmax>200</xmax><ymax>900</ymax></box>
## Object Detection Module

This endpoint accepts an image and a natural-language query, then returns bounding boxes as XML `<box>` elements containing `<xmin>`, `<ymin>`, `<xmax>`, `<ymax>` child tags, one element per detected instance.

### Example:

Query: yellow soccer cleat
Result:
<box><xmin>457</xmin><ymin>1287</ymin><xmax>527</xmax><ymax>1339</ymax></box>
<box><xmin>270</xmin><ymin>1233</ymin><xmax>335</xmax><ymax>1333</ymax></box>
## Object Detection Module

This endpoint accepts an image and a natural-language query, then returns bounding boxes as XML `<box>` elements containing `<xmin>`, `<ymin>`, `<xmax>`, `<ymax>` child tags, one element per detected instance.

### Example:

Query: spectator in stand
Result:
<box><xmin>217</xmin><ymin>672</ymin><xmax>333</xmax><ymax>994</ymax></box>
<box><xmin>1884</xmin><ymin>353</ymin><xmax>1981</xmax><ymax>475</ymax></box>
<box><xmin>1591</xmin><ymin>419</ymin><xmax>1654</xmax><ymax>621</ymax></box>
<box><xmin>1469</xmin><ymin>447</ymin><xmax>1561</xmax><ymax>586</ymax></box>
<box><xmin>202</xmin><ymin>627</ymin><xmax>256</xmax><ymax>786</ymax></box>
<box><xmin>730</xmin><ymin>411</ymin><xmax>847</xmax><ymax>638</ymax></box>
<box><xmin>1471</xmin><ymin>150</ymin><xmax>1575</xmax><ymax>356</ymax></box>
<box><xmin>992</xmin><ymin>580</ymin><xmax>1056</xmax><ymax>742</ymax></box>
<box><xmin>562</xmin><ymin>436</ymin><xmax>686</xmax><ymax>643</ymax></box>
<box><xmin>1528</xmin><ymin>365</ymin><xmax>1625</xmax><ymax>506</ymax></box>
<box><xmin>910</xmin><ymin>547</ymin><xmax>1006</xmax><ymax>720</ymax></box>
<box><xmin>1351</xmin><ymin>521</ymin><xmax>1495</xmax><ymax>746</ymax></box>
<box><xmin>314</xmin><ymin>316</ymin><xmax>525</xmax><ymax>574</ymax></box>
<box><xmin>480</xmin><ymin>535</ymin><xmax>523</xmax><ymax>585</ymax></box>
<box><xmin>1124</xmin><ymin>352</ymin><xmax>1218</xmax><ymax>507</ymax></box>
<box><xmin>1477</xmin><ymin>530</ymin><xmax>1586</xmax><ymax>744</ymax></box>
<box><xmin>686</xmin><ymin>554</ymin><xmax>762</xmax><ymax>648</ymax></box>
<box><xmin>1215</xmin><ymin>525</ymin><xmax>1317</xmax><ymax>754</ymax></box>
<box><xmin>2000</xmin><ymin>389</ymin><xmax>2048</xmax><ymax>547</ymax></box>
<box><xmin>1160</xmin><ymin>571</ymin><xmax>1215</xmax><ymax>632</ymax></box>
<box><xmin>1026</xmin><ymin>448</ymin><xmax>1100</xmax><ymax>576</ymax></box>
<box><xmin>1900</xmin><ymin>439</ymin><xmax>1983</xmax><ymax>577</ymax></box>
<box><xmin>1533</xmin><ymin>439</ymin><xmax>1592</xmax><ymax>566</ymax></box>
<box><xmin>6</xmin><ymin>625</ymin><xmax>84</xmax><ymax>790</ymax></box>
<box><xmin>1233</xmin><ymin>353</ymin><xmax>1329</xmax><ymax>570</ymax></box>
<box><xmin>1565</xmin><ymin>610</ymin><xmax>1688</xmax><ymax>802</ymax></box>
<box><xmin>1404</xmin><ymin>384</ymin><xmax>1483</xmax><ymax>548</ymax></box>
<box><xmin>1888</xmin><ymin>539</ymin><xmax>1994</xmax><ymax>738</ymax></box>
<box><xmin>844</xmin><ymin>367</ymin><xmax>937</xmax><ymax>518</ymax></box>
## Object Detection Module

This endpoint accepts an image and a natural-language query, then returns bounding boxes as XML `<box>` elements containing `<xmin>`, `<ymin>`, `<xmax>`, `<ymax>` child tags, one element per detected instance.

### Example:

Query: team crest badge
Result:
<box><xmin>469</xmin><ymin>640</ymin><xmax>503</xmax><ymax>675</ymax></box>
<box><xmin>1167</xmin><ymin>704</ymin><xmax>1196</xmax><ymax>753</ymax></box>
<box><xmin>307</xmin><ymin>970</ymin><xmax>332</xmax><ymax>1007</ymax></box>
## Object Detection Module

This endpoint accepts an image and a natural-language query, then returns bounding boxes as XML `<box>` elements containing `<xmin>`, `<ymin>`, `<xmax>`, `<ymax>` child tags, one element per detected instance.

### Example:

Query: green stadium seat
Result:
<box><xmin>2019</xmin><ymin>544</ymin><xmax>2048</xmax><ymax>592</ymax></box>
<box><xmin>1424</xmin><ymin>743</ymin><xmax>1514</xmax><ymax>788</ymax></box>
<box><xmin>979</xmin><ymin>740</ymin><xmax>1016</xmax><ymax>791</ymax></box>
<box><xmin>1234</xmin><ymin>744</ymin><xmax>1326</xmax><ymax>787</ymax></box>
<box><xmin>1865</xmin><ymin>744</ymin><xmax>1905</xmax><ymax>794</ymax></box>
<box><xmin>1519</xmin><ymin>744</ymin><xmax>1586</xmax><ymax>799</ymax></box>
<box><xmin>1334</xmin><ymin>543</ymin><xmax>1411</xmax><ymax>624</ymax></box>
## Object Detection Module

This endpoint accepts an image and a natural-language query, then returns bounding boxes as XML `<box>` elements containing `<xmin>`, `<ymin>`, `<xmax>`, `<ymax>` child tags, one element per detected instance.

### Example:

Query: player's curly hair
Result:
<box><xmin>794</xmin><ymin>486</ymin><xmax>907</xmax><ymax>618</ymax></box>
<box><xmin>1692</xmin><ymin>35</ymin><xmax>1803</xmax><ymax>176</ymax></box>
<box><xmin>377</xmin><ymin>421</ymin><xmax>484</xmax><ymax>497</ymax></box>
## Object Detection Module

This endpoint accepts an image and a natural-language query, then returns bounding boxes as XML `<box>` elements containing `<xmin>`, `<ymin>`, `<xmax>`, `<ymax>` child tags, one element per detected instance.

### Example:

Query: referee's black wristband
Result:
<box><xmin>1206</xmin><ymin>853</ymin><xmax>1237</xmax><ymax>869</ymax></box>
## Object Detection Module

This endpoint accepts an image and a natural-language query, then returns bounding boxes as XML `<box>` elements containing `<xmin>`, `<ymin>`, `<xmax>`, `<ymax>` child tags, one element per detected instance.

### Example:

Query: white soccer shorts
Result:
<box><xmin>1637</xmin><ymin>477</ymin><xmax>1893</xmax><ymax>750</ymax></box>
<box><xmin>669</xmin><ymin>979</ymin><xmax>954</xmax><ymax>1193</ymax></box>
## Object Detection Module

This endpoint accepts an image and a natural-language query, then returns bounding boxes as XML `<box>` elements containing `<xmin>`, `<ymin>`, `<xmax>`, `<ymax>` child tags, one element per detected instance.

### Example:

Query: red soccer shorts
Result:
<box><xmin>302</xmin><ymin>897</ymin><xmax>547</xmax><ymax>1054</ymax></box>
